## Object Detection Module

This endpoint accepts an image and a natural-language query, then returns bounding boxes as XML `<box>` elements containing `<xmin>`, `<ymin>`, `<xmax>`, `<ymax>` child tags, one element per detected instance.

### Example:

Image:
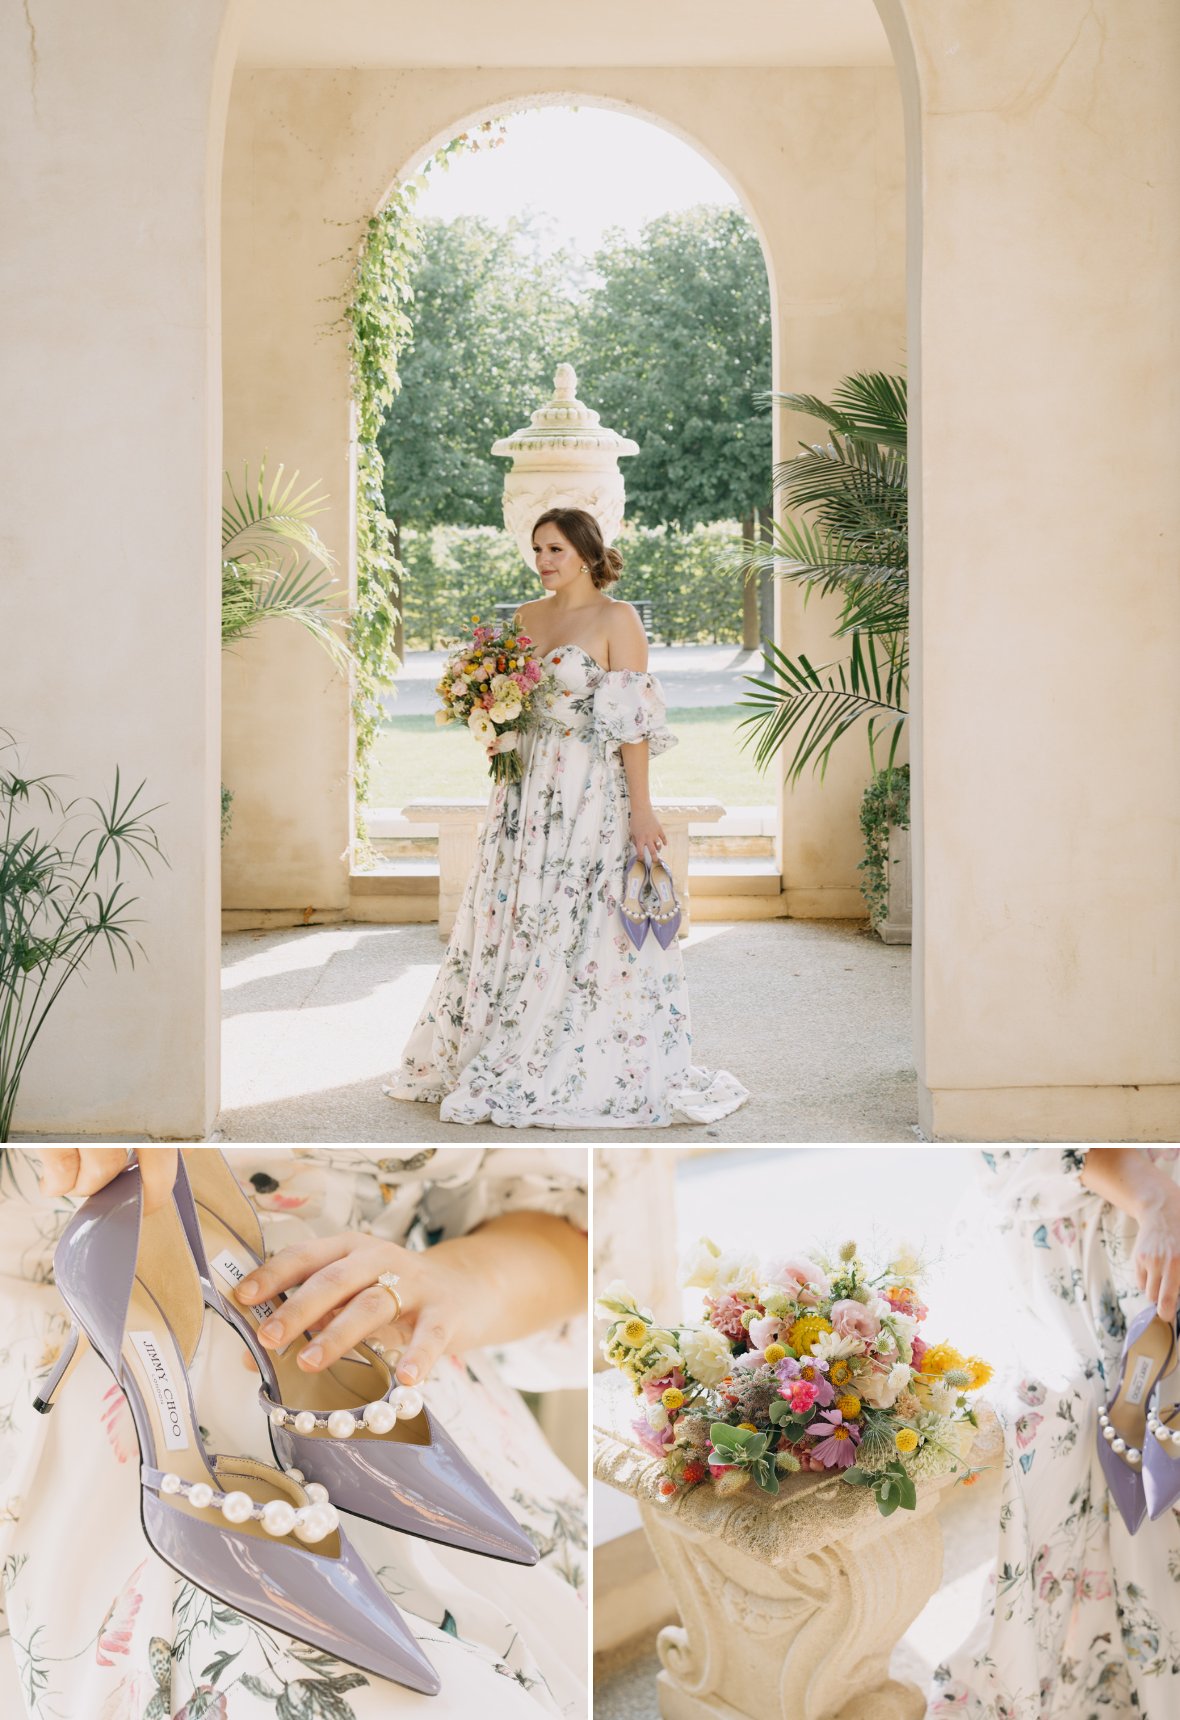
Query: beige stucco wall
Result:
<box><xmin>219</xmin><ymin>64</ymin><xmax>907</xmax><ymax>921</ymax></box>
<box><xmin>2</xmin><ymin>0</ymin><xmax>244</xmax><ymax>1137</ymax></box>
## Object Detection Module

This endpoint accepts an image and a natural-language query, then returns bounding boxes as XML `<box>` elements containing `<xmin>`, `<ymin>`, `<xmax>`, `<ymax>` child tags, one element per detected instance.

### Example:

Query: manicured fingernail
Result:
<box><xmin>258</xmin><ymin>1319</ymin><xmax>283</xmax><ymax>1344</ymax></box>
<box><xmin>397</xmin><ymin>1360</ymin><xmax>419</xmax><ymax>1384</ymax></box>
<box><xmin>299</xmin><ymin>1345</ymin><xmax>323</xmax><ymax>1368</ymax></box>
<box><xmin>237</xmin><ymin>1279</ymin><xmax>260</xmax><ymax>1303</ymax></box>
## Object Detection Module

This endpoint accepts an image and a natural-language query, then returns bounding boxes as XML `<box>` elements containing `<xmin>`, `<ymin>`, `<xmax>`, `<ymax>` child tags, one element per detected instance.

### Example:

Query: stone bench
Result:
<box><xmin>593</xmin><ymin>1372</ymin><xmax>1002</xmax><ymax>1720</ymax></box>
<box><xmin>401</xmin><ymin>797</ymin><xmax>724</xmax><ymax>937</ymax></box>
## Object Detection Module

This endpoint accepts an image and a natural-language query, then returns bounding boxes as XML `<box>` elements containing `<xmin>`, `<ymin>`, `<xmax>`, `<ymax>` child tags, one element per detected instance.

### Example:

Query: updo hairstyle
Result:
<box><xmin>532</xmin><ymin>507</ymin><xmax>623</xmax><ymax>590</ymax></box>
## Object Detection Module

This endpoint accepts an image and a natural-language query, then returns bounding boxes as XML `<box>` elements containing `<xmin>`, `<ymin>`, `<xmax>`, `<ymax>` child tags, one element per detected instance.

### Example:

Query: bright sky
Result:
<box><xmin>416</xmin><ymin>106</ymin><xmax>740</xmax><ymax>257</ymax></box>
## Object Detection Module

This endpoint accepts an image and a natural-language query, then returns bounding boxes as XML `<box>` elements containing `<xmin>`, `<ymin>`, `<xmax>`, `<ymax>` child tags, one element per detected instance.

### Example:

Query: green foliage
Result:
<box><xmin>221</xmin><ymin>461</ymin><xmax>350</xmax><ymax>671</ymax></box>
<box><xmin>0</xmin><ymin>733</ymin><xmax>166</xmax><ymax>1141</ymax></box>
<box><xmin>220</xmin><ymin>783</ymin><xmax>234</xmax><ymax>846</ymax></box>
<box><xmin>844</xmin><ymin>1457</ymin><xmax>919</xmax><ymax>1517</ymax></box>
<box><xmin>399</xmin><ymin>521</ymin><xmax>743</xmax><ymax>648</ymax></box>
<box><xmin>377</xmin><ymin>216</ymin><xmax>580</xmax><ymax>528</ymax></box>
<box><xmin>858</xmin><ymin>764</ymin><xmax>910</xmax><ymax>925</ymax></box>
<box><xmin>707</xmin><ymin>1422</ymin><xmax>780</xmax><ymax>1494</ymax></box>
<box><xmin>737</xmin><ymin>372</ymin><xmax>909</xmax><ymax>781</ymax></box>
<box><xmin>578</xmin><ymin>206</ymin><xmax>772</xmax><ymax>528</ymax></box>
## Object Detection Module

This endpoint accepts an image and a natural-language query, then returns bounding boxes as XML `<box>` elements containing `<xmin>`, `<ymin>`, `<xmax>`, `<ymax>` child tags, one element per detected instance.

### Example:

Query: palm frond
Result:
<box><xmin>757</xmin><ymin>372</ymin><xmax>907</xmax><ymax>451</ymax></box>
<box><xmin>221</xmin><ymin>459</ymin><xmax>336</xmax><ymax>568</ymax></box>
<box><xmin>737</xmin><ymin>635</ymin><xmax>908</xmax><ymax>783</ymax></box>
<box><xmin>221</xmin><ymin>557</ymin><xmax>350</xmax><ymax>670</ymax></box>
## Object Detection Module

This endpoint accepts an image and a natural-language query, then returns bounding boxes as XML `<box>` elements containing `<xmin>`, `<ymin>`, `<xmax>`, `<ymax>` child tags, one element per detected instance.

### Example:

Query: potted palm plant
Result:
<box><xmin>736</xmin><ymin>373</ymin><xmax>910</xmax><ymax>941</ymax></box>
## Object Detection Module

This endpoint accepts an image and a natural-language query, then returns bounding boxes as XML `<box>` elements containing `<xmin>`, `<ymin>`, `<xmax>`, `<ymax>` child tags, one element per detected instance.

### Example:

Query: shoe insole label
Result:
<box><xmin>1127</xmin><ymin>1355</ymin><xmax>1153</xmax><ymax>1405</ymax></box>
<box><xmin>211</xmin><ymin>1247</ymin><xmax>276</xmax><ymax>1321</ymax></box>
<box><xmin>128</xmin><ymin>1330</ymin><xmax>189</xmax><ymax>1451</ymax></box>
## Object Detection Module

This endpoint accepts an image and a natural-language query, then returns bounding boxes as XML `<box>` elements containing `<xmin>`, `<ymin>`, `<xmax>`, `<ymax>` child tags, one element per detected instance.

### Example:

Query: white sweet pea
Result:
<box><xmin>677</xmin><ymin>1324</ymin><xmax>733</xmax><ymax>1387</ymax></box>
<box><xmin>680</xmin><ymin>1236</ymin><xmax>722</xmax><ymax>1291</ymax></box>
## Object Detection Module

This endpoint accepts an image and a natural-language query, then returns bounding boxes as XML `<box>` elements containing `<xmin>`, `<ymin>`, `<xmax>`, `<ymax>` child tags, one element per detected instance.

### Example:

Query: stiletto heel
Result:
<box><xmin>49</xmin><ymin>1162</ymin><xmax>440</xmax><ymax>1692</ymax></box>
<box><xmin>619</xmin><ymin>851</ymin><xmax>651</xmax><ymax>949</ymax></box>
<box><xmin>647</xmin><ymin>855</ymin><xmax>682</xmax><ymax>949</ymax></box>
<box><xmin>32</xmin><ymin>1324</ymin><xmax>89</xmax><ymax>1413</ymax></box>
<box><xmin>174</xmin><ymin>1148</ymin><xmax>538</xmax><ymax>1566</ymax></box>
<box><xmin>1097</xmin><ymin>1304</ymin><xmax>1176</xmax><ymax>1533</ymax></box>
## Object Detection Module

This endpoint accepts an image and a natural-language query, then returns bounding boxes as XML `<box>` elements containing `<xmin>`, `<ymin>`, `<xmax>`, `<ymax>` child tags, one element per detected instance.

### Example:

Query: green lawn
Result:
<box><xmin>367</xmin><ymin>704</ymin><xmax>772</xmax><ymax>807</ymax></box>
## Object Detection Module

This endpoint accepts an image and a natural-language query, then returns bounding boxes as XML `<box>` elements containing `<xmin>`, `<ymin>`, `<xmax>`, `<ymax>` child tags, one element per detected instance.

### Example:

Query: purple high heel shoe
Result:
<box><xmin>36</xmin><ymin>1163</ymin><xmax>440</xmax><ymax>1694</ymax></box>
<box><xmin>175</xmin><ymin>1149</ymin><xmax>538</xmax><ymax>1566</ymax></box>
<box><xmin>1141</xmin><ymin>1316</ymin><xmax>1180</xmax><ymax>1520</ymax></box>
<box><xmin>619</xmin><ymin>851</ymin><xmax>652</xmax><ymax>949</ymax></box>
<box><xmin>1096</xmin><ymin>1303</ymin><xmax>1177</xmax><ymax>1534</ymax></box>
<box><xmin>647</xmin><ymin>854</ymin><xmax>682</xmax><ymax>949</ymax></box>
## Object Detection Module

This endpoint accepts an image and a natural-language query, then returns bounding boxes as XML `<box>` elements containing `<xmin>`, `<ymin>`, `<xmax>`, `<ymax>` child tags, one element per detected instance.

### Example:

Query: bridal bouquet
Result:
<box><xmin>598</xmin><ymin>1237</ymin><xmax>991</xmax><ymax>1518</ymax></box>
<box><xmin>433</xmin><ymin>615</ymin><xmax>552</xmax><ymax>783</ymax></box>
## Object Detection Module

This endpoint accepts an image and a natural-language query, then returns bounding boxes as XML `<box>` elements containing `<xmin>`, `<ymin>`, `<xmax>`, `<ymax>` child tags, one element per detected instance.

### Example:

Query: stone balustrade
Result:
<box><xmin>401</xmin><ymin>797</ymin><xmax>724</xmax><ymax>937</ymax></box>
<box><xmin>593</xmin><ymin>1373</ymin><xmax>1003</xmax><ymax>1720</ymax></box>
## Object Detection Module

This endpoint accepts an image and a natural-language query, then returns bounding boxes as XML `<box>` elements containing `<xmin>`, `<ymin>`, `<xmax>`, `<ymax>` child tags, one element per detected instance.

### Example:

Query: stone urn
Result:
<box><xmin>491</xmin><ymin>362</ymin><xmax>639</xmax><ymax>568</ymax></box>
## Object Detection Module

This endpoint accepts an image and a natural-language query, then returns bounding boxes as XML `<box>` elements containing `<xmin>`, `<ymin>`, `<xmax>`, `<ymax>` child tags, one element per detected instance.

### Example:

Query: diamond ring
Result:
<box><xmin>374</xmin><ymin>1271</ymin><xmax>403</xmax><ymax>1322</ymax></box>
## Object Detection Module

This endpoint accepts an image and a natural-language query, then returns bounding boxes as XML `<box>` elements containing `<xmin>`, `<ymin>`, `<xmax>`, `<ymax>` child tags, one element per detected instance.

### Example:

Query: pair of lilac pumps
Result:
<box><xmin>619</xmin><ymin>848</ymin><xmax>681</xmax><ymax>949</ymax></box>
<box><xmin>1096</xmin><ymin>1303</ymin><xmax>1180</xmax><ymax>1533</ymax></box>
<box><xmin>34</xmin><ymin>1149</ymin><xmax>537</xmax><ymax>1695</ymax></box>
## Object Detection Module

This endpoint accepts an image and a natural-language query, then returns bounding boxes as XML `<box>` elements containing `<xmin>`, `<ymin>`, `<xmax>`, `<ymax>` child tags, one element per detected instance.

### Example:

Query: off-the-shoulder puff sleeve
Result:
<box><xmin>592</xmin><ymin>669</ymin><xmax>678</xmax><ymax>758</ymax></box>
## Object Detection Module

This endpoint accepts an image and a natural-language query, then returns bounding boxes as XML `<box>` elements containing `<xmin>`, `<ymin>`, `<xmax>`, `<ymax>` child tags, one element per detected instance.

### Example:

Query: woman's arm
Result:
<box><xmin>236</xmin><ymin>1210</ymin><xmax>587</xmax><ymax>1389</ymax></box>
<box><xmin>609</xmin><ymin>605</ymin><xmax>667</xmax><ymax>861</ymax></box>
<box><xmin>1081</xmin><ymin>1148</ymin><xmax>1180</xmax><ymax>1320</ymax></box>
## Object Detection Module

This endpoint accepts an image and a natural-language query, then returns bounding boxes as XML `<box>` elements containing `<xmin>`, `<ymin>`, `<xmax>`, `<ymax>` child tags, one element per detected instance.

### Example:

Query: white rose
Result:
<box><xmin>490</xmin><ymin>673</ymin><xmax>515</xmax><ymax>700</ymax></box>
<box><xmin>713</xmin><ymin>1251</ymin><xmax>760</xmax><ymax>1296</ymax></box>
<box><xmin>680</xmin><ymin>1235</ymin><xmax>722</xmax><ymax>1291</ymax></box>
<box><xmin>468</xmin><ymin>710</ymin><xmax>494</xmax><ymax>745</ymax></box>
<box><xmin>678</xmin><ymin>1325</ymin><xmax>733</xmax><ymax>1387</ymax></box>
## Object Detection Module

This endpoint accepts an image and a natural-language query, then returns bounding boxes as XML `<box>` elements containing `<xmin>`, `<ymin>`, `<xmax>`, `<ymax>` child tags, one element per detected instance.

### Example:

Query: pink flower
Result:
<box><xmin>96</xmin><ymin>1561</ymin><xmax>146</xmax><ymax>1665</ymax></box>
<box><xmin>1014</xmin><ymin>1412</ymin><xmax>1043</xmax><ymax>1449</ymax></box>
<box><xmin>633</xmin><ymin>1416</ymin><xmax>674</xmax><ymax>1460</ymax></box>
<box><xmin>910</xmin><ymin>1335</ymin><xmax>929</xmax><ymax>1368</ymax></box>
<box><xmin>829</xmin><ymin>1298</ymin><xmax>881</xmax><ymax>1342</ymax></box>
<box><xmin>806</xmin><ymin>1409</ymin><xmax>862</xmax><ymax>1470</ymax></box>
<box><xmin>100</xmin><ymin>1382</ymin><xmax>134</xmax><ymax>1464</ymax></box>
<box><xmin>705</xmin><ymin>1293</ymin><xmax>750</xmax><ymax>1343</ymax></box>
<box><xmin>762</xmin><ymin>1255</ymin><xmax>830</xmax><ymax>1306</ymax></box>
<box><xmin>748</xmin><ymin>1316</ymin><xmax>783</xmax><ymax>1353</ymax></box>
<box><xmin>789</xmin><ymin>1380</ymin><xmax>818</xmax><ymax>1413</ymax></box>
<box><xmin>642</xmin><ymin>1370</ymin><xmax>685</xmax><ymax>1404</ymax></box>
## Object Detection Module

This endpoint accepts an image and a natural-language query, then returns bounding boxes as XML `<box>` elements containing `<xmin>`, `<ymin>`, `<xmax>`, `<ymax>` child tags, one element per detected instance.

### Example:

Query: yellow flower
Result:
<box><xmin>788</xmin><ymin>1314</ymin><xmax>833</xmax><ymax>1355</ymax></box>
<box><xmin>661</xmin><ymin>1387</ymin><xmax>685</xmax><ymax>1411</ymax></box>
<box><xmin>829</xmin><ymin>1359</ymin><xmax>852</xmax><ymax>1387</ymax></box>
<box><xmin>964</xmin><ymin>1356</ymin><xmax>993</xmax><ymax>1391</ymax></box>
<box><xmin>920</xmin><ymin>1343</ymin><xmax>966</xmax><ymax>1378</ymax></box>
<box><xmin>619</xmin><ymin>1317</ymin><xmax>648</xmax><ymax>1347</ymax></box>
<box><xmin>836</xmin><ymin>1394</ymin><xmax>862</xmax><ymax>1420</ymax></box>
<box><xmin>895</xmin><ymin>1427</ymin><xmax>919</xmax><ymax>1454</ymax></box>
<box><xmin>764</xmin><ymin>1343</ymin><xmax>787</xmax><ymax>1365</ymax></box>
<box><xmin>738</xmin><ymin>1421</ymin><xmax>758</xmax><ymax>1433</ymax></box>
<box><xmin>471</xmin><ymin>614</ymin><xmax>480</xmax><ymax>623</ymax></box>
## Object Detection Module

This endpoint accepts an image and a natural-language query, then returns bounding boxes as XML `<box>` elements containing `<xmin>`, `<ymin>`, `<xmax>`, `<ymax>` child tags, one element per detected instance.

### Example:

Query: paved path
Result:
<box><xmin>383</xmin><ymin>643</ymin><xmax>765</xmax><ymax>717</ymax></box>
<box><xmin>216</xmin><ymin>917</ymin><xmax>916</xmax><ymax>1143</ymax></box>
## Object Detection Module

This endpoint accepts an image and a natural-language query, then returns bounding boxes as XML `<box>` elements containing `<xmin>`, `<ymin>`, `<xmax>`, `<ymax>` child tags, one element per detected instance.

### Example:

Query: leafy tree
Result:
<box><xmin>378</xmin><ymin>216</ymin><xmax>580</xmax><ymax>529</ymax></box>
<box><xmin>576</xmin><ymin>205</ymin><xmax>772</xmax><ymax>528</ymax></box>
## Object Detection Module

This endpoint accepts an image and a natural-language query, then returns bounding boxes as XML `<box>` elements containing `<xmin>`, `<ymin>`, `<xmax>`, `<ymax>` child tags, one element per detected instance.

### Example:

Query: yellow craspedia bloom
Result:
<box><xmin>836</xmin><ymin>1394</ymin><xmax>862</xmax><ymax>1420</ymax></box>
<box><xmin>829</xmin><ymin>1360</ymin><xmax>852</xmax><ymax>1387</ymax></box>
<box><xmin>764</xmin><ymin>1344</ymin><xmax>787</xmax><ymax>1366</ymax></box>
<box><xmin>661</xmin><ymin>1387</ymin><xmax>685</xmax><ymax>1411</ymax></box>
<box><xmin>738</xmin><ymin>1422</ymin><xmax>759</xmax><ymax>1434</ymax></box>
<box><xmin>788</xmin><ymin>1314</ymin><xmax>833</xmax><ymax>1355</ymax></box>
<box><xmin>964</xmin><ymin>1356</ymin><xmax>993</xmax><ymax>1391</ymax></box>
<box><xmin>920</xmin><ymin>1342</ymin><xmax>966</xmax><ymax>1378</ymax></box>
<box><xmin>895</xmin><ymin>1427</ymin><xmax>919</xmax><ymax>1454</ymax></box>
<box><xmin>619</xmin><ymin>1317</ymin><xmax>648</xmax><ymax>1347</ymax></box>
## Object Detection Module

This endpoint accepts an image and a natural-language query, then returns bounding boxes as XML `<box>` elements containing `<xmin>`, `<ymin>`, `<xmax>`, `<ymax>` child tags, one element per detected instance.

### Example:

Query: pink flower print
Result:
<box><xmin>98</xmin><ymin>1674</ymin><xmax>143</xmax><ymax>1720</ymax></box>
<box><xmin>1014</xmin><ymin>1412</ymin><xmax>1043</xmax><ymax>1449</ymax></box>
<box><xmin>100</xmin><ymin>1381</ymin><xmax>134</xmax><ymax>1464</ymax></box>
<box><xmin>1077</xmin><ymin>1567</ymin><xmax>1112</xmax><ymax>1602</ymax></box>
<box><xmin>1051</xmin><ymin>1217</ymin><xmax>1076</xmax><ymax>1246</ymax></box>
<box><xmin>1017</xmin><ymin>1378</ymin><xmax>1046</xmax><ymax>1407</ymax></box>
<box><xmin>96</xmin><ymin>1560</ymin><xmax>146</xmax><ymax>1665</ymax></box>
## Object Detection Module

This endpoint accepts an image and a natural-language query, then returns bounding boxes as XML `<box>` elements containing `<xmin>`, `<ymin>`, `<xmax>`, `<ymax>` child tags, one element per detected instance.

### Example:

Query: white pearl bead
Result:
<box><xmin>189</xmin><ymin>1482</ymin><xmax>214</xmax><ymax>1510</ymax></box>
<box><xmin>1112</xmin><ymin>1437</ymin><xmax>1127</xmax><ymax>1454</ymax></box>
<box><xmin>393</xmin><ymin>1387</ymin><xmax>423</xmax><ymax>1421</ymax></box>
<box><xmin>269</xmin><ymin>1406</ymin><xmax>287</xmax><ymax>1427</ymax></box>
<box><xmin>1128</xmin><ymin>1448</ymin><xmax>1142</xmax><ymax>1464</ymax></box>
<box><xmin>315</xmin><ymin>1503</ymin><xmax>339</xmax><ymax>1534</ymax></box>
<box><xmin>1170</xmin><ymin>1429</ymin><xmax>1180</xmax><ymax>1446</ymax></box>
<box><xmin>260</xmin><ymin>1499</ymin><xmax>297</xmax><ymax>1537</ymax></box>
<box><xmin>220</xmin><ymin>1490</ymin><xmax>254</xmax><ymax>1524</ymax></box>
<box><xmin>285</xmin><ymin>1467</ymin><xmax>305</xmax><ymax>1483</ymax></box>
<box><xmin>327</xmin><ymin>1410</ymin><xmax>356</xmax><ymax>1440</ymax></box>
<box><xmin>1103</xmin><ymin>1426</ymin><xmax>1116</xmax><ymax>1443</ymax></box>
<box><xmin>363</xmin><ymin>1400</ymin><xmax>398</xmax><ymax>1434</ymax></box>
<box><xmin>294</xmin><ymin>1411</ymin><xmax>317</xmax><ymax>1435</ymax></box>
<box><xmin>305</xmin><ymin>1482</ymin><xmax>329</xmax><ymax>1504</ymax></box>
<box><xmin>160</xmin><ymin>1472</ymin><xmax>182</xmax><ymax>1495</ymax></box>
<box><xmin>293</xmin><ymin>1504</ymin><xmax>333</xmax><ymax>1544</ymax></box>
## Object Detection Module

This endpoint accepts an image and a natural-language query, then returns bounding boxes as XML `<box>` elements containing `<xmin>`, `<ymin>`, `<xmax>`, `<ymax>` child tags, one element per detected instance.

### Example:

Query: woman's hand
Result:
<box><xmin>1133</xmin><ymin>1178</ymin><xmax>1180</xmax><ymax>1322</ymax></box>
<box><xmin>37</xmin><ymin>1147</ymin><xmax>177</xmax><ymax>1213</ymax></box>
<box><xmin>629</xmin><ymin>805</ymin><xmax>667</xmax><ymax>865</ymax></box>
<box><xmin>233</xmin><ymin>1210</ymin><xmax>586</xmax><ymax>1387</ymax></box>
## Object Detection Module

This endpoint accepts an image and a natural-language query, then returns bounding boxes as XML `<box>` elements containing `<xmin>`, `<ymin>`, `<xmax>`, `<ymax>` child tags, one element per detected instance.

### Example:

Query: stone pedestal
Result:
<box><xmin>593</xmin><ymin>1374</ymin><xmax>1002</xmax><ymax>1720</ymax></box>
<box><xmin>879</xmin><ymin>823</ymin><xmax>913</xmax><ymax>945</ymax></box>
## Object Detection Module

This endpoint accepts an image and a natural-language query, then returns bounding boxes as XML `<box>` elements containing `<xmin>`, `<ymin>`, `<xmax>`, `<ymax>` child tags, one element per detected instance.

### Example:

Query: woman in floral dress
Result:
<box><xmin>386</xmin><ymin>508</ymin><xmax>749</xmax><ymax>1130</ymax></box>
<box><xmin>931</xmin><ymin>1147</ymin><xmax>1180</xmax><ymax>1719</ymax></box>
<box><xmin>0</xmin><ymin>1147</ymin><xmax>588</xmax><ymax>1720</ymax></box>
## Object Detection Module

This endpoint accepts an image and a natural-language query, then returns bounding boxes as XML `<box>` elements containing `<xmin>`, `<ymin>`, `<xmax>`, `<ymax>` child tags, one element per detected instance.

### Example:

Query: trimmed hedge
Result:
<box><xmin>400</xmin><ymin>521</ymin><xmax>743</xmax><ymax>649</ymax></box>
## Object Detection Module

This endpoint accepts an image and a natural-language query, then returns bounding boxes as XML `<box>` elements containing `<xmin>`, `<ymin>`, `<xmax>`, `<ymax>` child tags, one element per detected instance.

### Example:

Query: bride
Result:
<box><xmin>385</xmin><ymin>507</ymin><xmax>749</xmax><ymax>1130</ymax></box>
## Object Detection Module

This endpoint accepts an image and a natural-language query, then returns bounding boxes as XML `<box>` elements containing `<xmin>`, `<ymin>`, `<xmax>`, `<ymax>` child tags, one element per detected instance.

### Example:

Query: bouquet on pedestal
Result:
<box><xmin>433</xmin><ymin>615</ymin><xmax>553</xmax><ymax>783</ymax></box>
<box><xmin>598</xmin><ymin>1237</ymin><xmax>991</xmax><ymax>1517</ymax></box>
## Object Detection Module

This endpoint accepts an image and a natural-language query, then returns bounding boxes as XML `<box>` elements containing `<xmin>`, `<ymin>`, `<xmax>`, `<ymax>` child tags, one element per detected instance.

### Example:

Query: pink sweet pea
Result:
<box><xmin>829</xmin><ymin>1298</ymin><xmax>881</xmax><ymax>1342</ymax></box>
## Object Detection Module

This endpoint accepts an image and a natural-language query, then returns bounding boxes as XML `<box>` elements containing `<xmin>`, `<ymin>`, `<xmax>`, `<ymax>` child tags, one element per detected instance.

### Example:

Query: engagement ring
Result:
<box><xmin>375</xmin><ymin>1270</ymin><xmax>403</xmax><ymax>1321</ymax></box>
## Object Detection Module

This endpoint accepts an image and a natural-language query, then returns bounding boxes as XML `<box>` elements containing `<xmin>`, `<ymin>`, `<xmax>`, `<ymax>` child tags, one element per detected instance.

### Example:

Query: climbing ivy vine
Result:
<box><xmin>342</xmin><ymin>122</ymin><xmax>506</xmax><ymax>828</ymax></box>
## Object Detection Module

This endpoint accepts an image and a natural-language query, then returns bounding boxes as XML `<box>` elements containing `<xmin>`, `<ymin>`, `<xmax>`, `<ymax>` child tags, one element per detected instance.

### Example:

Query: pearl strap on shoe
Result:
<box><xmin>142</xmin><ymin>1467</ymin><xmax>339</xmax><ymax>1541</ymax></box>
<box><xmin>261</xmin><ymin>1385</ymin><xmax>424</xmax><ymax>1437</ymax></box>
<box><xmin>1146</xmin><ymin>1409</ymin><xmax>1180</xmax><ymax>1447</ymax></box>
<box><xmin>1097</xmin><ymin>1406</ymin><xmax>1143</xmax><ymax>1465</ymax></box>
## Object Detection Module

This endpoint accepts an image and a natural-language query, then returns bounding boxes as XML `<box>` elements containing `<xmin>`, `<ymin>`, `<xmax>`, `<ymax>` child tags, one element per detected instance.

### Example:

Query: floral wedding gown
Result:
<box><xmin>931</xmin><ymin>1147</ymin><xmax>1180</xmax><ymax>1720</ymax></box>
<box><xmin>0</xmin><ymin>1147</ymin><xmax>587</xmax><ymax>1720</ymax></box>
<box><xmin>387</xmin><ymin>644</ymin><xmax>749</xmax><ymax>1129</ymax></box>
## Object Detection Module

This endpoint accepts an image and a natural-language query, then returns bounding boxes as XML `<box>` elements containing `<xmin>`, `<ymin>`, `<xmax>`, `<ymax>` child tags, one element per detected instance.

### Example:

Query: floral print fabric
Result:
<box><xmin>0</xmin><ymin>1148</ymin><xmax>587</xmax><ymax>1720</ymax></box>
<box><xmin>388</xmin><ymin>644</ymin><xmax>749</xmax><ymax>1129</ymax></box>
<box><xmin>931</xmin><ymin>1147</ymin><xmax>1180</xmax><ymax>1720</ymax></box>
